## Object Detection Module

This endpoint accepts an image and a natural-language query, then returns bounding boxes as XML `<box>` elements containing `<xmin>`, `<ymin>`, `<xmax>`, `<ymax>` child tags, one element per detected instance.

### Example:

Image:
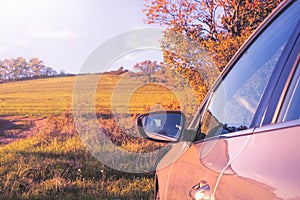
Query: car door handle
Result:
<box><xmin>189</xmin><ymin>180</ymin><xmax>211</xmax><ymax>200</ymax></box>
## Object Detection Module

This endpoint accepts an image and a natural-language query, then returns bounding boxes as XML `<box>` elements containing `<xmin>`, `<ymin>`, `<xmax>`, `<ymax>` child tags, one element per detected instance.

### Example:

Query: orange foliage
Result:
<box><xmin>143</xmin><ymin>0</ymin><xmax>283</xmax><ymax>73</ymax></box>
<box><xmin>143</xmin><ymin>0</ymin><xmax>283</xmax><ymax>101</ymax></box>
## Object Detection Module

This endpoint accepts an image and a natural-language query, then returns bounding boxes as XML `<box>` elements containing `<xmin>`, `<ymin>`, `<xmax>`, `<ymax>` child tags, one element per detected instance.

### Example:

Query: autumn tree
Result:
<box><xmin>133</xmin><ymin>60</ymin><xmax>164</xmax><ymax>82</ymax></box>
<box><xmin>143</xmin><ymin>0</ymin><xmax>283</xmax><ymax>100</ymax></box>
<box><xmin>162</xmin><ymin>30</ymin><xmax>219</xmax><ymax>101</ymax></box>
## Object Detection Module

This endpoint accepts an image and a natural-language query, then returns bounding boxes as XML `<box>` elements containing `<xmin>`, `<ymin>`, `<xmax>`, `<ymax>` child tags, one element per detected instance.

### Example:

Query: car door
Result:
<box><xmin>215</xmin><ymin>27</ymin><xmax>300</xmax><ymax>199</ymax></box>
<box><xmin>156</xmin><ymin>1</ymin><xmax>300</xmax><ymax>199</ymax></box>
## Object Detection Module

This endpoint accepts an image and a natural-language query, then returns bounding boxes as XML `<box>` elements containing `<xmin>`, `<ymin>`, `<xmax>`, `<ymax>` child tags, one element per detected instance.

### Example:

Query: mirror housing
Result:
<box><xmin>136</xmin><ymin>111</ymin><xmax>186</xmax><ymax>142</ymax></box>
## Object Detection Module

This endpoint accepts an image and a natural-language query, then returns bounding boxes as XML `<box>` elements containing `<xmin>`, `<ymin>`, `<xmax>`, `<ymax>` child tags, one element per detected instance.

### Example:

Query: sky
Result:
<box><xmin>0</xmin><ymin>0</ymin><xmax>163</xmax><ymax>74</ymax></box>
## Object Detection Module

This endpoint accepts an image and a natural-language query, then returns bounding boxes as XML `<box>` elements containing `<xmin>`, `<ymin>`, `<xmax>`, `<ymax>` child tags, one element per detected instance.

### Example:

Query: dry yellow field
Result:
<box><xmin>0</xmin><ymin>74</ymin><xmax>183</xmax><ymax>116</ymax></box>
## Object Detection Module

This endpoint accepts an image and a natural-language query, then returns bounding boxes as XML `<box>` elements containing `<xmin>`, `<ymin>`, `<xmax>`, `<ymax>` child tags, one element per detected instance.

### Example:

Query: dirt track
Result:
<box><xmin>0</xmin><ymin>116</ymin><xmax>44</xmax><ymax>146</ymax></box>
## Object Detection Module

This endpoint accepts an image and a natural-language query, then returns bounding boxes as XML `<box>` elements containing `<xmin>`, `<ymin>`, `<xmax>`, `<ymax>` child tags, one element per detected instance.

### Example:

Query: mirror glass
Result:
<box><xmin>141</xmin><ymin>112</ymin><xmax>184</xmax><ymax>142</ymax></box>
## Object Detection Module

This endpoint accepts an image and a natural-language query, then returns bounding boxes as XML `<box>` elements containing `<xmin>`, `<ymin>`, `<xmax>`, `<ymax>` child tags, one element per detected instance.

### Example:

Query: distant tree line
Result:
<box><xmin>0</xmin><ymin>57</ymin><xmax>58</xmax><ymax>82</ymax></box>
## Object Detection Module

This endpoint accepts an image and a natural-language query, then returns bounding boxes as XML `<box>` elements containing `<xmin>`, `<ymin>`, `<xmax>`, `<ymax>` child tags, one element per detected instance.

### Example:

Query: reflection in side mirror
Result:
<box><xmin>136</xmin><ymin>111</ymin><xmax>186</xmax><ymax>142</ymax></box>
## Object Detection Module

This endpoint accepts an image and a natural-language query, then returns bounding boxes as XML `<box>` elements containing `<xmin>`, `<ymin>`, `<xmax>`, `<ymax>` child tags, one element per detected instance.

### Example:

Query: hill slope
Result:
<box><xmin>0</xmin><ymin>74</ymin><xmax>180</xmax><ymax>116</ymax></box>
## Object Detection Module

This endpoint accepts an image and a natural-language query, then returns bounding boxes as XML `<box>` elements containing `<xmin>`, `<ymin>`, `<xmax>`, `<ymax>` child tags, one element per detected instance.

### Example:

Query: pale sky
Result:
<box><xmin>0</xmin><ymin>0</ymin><xmax>163</xmax><ymax>74</ymax></box>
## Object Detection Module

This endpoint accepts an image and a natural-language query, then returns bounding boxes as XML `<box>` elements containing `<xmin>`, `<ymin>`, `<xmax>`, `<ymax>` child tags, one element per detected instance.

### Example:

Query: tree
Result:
<box><xmin>143</xmin><ymin>0</ymin><xmax>283</xmax><ymax>71</ymax></box>
<box><xmin>12</xmin><ymin>57</ymin><xmax>28</xmax><ymax>80</ymax></box>
<box><xmin>1</xmin><ymin>58</ymin><xmax>14</xmax><ymax>80</ymax></box>
<box><xmin>162</xmin><ymin>29</ymin><xmax>219</xmax><ymax>102</ymax></box>
<box><xmin>28</xmin><ymin>57</ymin><xmax>57</xmax><ymax>77</ymax></box>
<box><xmin>143</xmin><ymin>0</ymin><xmax>283</xmax><ymax>101</ymax></box>
<box><xmin>133</xmin><ymin>60</ymin><xmax>163</xmax><ymax>82</ymax></box>
<box><xmin>29</xmin><ymin>58</ymin><xmax>45</xmax><ymax>77</ymax></box>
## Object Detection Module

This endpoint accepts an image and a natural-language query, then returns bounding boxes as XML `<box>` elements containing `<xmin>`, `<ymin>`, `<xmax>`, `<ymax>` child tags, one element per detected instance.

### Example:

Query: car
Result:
<box><xmin>136</xmin><ymin>0</ymin><xmax>300</xmax><ymax>199</ymax></box>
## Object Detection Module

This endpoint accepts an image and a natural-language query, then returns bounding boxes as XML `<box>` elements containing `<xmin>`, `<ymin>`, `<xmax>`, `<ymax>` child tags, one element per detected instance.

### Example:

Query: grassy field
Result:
<box><xmin>0</xmin><ymin>74</ymin><xmax>198</xmax><ymax>199</ymax></box>
<box><xmin>0</xmin><ymin>115</ymin><xmax>154</xmax><ymax>199</ymax></box>
<box><xmin>0</xmin><ymin>77</ymin><xmax>75</xmax><ymax>116</ymax></box>
<box><xmin>0</xmin><ymin>74</ymin><xmax>183</xmax><ymax>116</ymax></box>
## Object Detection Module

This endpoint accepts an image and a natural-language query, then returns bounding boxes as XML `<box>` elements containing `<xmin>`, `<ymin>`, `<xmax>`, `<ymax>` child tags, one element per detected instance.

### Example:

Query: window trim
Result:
<box><xmin>261</xmin><ymin>29</ymin><xmax>300</xmax><ymax>126</ymax></box>
<box><xmin>254</xmin><ymin>119</ymin><xmax>300</xmax><ymax>135</ymax></box>
<box><xmin>273</xmin><ymin>41</ymin><xmax>300</xmax><ymax>124</ymax></box>
<box><xmin>279</xmin><ymin>62</ymin><xmax>300</xmax><ymax>122</ymax></box>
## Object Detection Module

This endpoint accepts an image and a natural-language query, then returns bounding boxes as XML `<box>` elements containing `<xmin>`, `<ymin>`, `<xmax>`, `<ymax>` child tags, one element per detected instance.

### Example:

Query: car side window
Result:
<box><xmin>200</xmin><ymin>2</ymin><xmax>300</xmax><ymax>138</ymax></box>
<box><xmin>278</xmin><ymin>61</ymin><xmax>300</xmax><ymax>123</ymax></box>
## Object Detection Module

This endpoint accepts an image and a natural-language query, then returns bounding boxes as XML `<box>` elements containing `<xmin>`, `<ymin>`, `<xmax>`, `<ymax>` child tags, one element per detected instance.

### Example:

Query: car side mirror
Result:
<box><xmin>136</xmin><ymin>111</ymin><xmax>186</xmax><ymax>142</ymax></box>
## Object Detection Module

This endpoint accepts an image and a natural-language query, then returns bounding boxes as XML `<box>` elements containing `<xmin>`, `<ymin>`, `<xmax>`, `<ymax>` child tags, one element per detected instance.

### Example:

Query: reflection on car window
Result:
<box><xmin>201</xmin><ymin>2</ymin><xmax>300</xmax><ymax>138</ymax></box>
<box><xmin>278</xmin><ymin>62</ymin><xmax>300</xmax><ymax>123</ymax></box>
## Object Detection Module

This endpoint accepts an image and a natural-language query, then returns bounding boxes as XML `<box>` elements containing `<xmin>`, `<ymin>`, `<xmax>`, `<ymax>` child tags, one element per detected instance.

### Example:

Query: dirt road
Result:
<box><xmin>0</xmin><ymin>116</ymin><xmax>44</xmax><ymax>146</ymax></box>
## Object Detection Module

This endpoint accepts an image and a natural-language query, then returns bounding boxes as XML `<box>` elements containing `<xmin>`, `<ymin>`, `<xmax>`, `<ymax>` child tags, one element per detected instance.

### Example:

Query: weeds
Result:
<box><xmin>0</xmin><ymin>114</ymin><xmax>154</xmax><ymax>199</ymax></box>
